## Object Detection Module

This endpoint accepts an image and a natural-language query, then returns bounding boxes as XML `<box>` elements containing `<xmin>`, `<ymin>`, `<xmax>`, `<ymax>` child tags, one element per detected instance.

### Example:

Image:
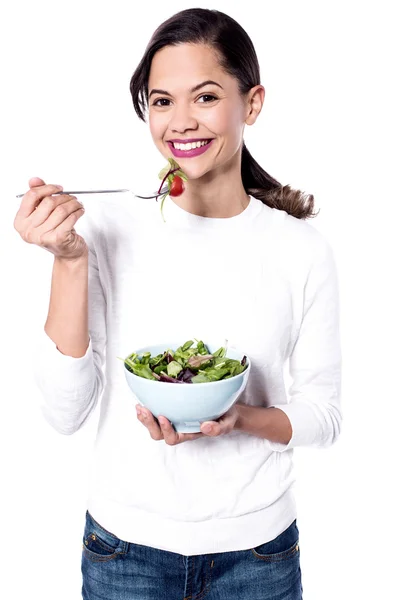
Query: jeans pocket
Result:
<box><xmin>82</xmin><ymin>510</ymin><xmax>126</xmax><ymax>562</ymax></box>
<box><xmin>251</xmin><ymin>520</ymin><xmax>300</xmax><ymax>562</ymax></box>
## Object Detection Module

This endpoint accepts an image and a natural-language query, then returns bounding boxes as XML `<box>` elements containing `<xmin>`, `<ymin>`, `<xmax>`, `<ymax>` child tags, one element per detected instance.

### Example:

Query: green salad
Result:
<box><xmin>120</xmin><ymin>339</ymin><xmax>247</xmax><ymax>383</ymax></box>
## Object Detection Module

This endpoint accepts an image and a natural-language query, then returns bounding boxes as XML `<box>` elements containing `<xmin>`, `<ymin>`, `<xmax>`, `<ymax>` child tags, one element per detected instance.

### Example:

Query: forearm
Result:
<box><xmin>234</xmin><ymin>404</ymin><xmax>293</xmax><ymax>445</ymax></box>
<box><xmin>44</xmin><ymin>252</ymin><xmax>90</xmax><ymax>358</ymax></box>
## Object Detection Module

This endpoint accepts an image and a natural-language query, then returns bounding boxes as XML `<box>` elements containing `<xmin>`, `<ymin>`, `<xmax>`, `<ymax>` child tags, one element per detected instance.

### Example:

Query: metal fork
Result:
<box><xmin>15</xmin><ymin>187</ymin><xmax>169</xmax><ymax>200</ymax></box>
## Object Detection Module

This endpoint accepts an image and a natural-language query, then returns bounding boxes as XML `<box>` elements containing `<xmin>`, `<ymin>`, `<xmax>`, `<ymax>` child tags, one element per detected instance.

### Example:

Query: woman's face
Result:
<box><xmin>147</xmin><ymin>43</ymin><xmax>258</xmax><ymax>181</ymax></box>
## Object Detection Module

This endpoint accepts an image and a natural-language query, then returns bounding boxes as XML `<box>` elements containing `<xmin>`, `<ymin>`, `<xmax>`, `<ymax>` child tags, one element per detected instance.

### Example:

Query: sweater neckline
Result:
<box><xmin>161</xmin><ymin>194</ymin><xmax>262</xmax><ymax>229</ymax></box>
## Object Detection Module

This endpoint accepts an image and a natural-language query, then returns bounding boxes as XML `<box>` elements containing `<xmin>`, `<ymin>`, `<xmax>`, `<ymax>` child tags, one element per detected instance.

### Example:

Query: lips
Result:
<box><xmin>168</xmin><ymin>139</ymin><xmax>214</xmax><ymax>159</ymax></box>
<box><xmin>168</xmin><ymin>138</ymin><xmax>212</xmax><ymax>144</ymax></box>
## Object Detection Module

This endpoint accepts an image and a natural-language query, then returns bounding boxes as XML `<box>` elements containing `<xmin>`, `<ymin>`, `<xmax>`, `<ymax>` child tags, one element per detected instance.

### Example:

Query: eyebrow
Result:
<box><xmin>148</xmin><ymin>80</ymin><xmax>223</xmax><ymax>99</ymax></box>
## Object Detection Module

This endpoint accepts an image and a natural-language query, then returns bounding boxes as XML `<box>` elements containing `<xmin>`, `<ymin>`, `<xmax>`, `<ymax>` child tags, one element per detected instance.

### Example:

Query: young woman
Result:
<box><xmin>14</xmin><ymin>8</ymin><xmax>342</xmax><ymax>600</ymax></box>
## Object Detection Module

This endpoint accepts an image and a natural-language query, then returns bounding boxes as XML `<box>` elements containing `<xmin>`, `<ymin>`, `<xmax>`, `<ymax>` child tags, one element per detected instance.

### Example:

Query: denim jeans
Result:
<box><xmin>81</xmin><ymin>509</ymin><xmax>303</xmax><ymax>599</ymax></box>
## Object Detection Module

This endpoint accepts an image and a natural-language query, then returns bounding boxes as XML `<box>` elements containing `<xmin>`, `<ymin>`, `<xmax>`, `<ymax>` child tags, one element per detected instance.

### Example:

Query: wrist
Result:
<box><xmin>234</xmin><ymin>403</ymin><xmax>266</xmax><ymax>434</ymax></box>
<box><xmin>55</xmin><ymin>251</ymin><xmax>88</xmax><ymax>269</ymax></box>
<box><xmin>233</xmin><ymin>403</ymin><xmax>293</xmax><ymax>445</ymax></box>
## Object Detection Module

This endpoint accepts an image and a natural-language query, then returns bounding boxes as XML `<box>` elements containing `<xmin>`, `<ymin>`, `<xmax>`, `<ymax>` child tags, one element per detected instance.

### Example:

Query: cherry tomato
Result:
<box><xmin>169</xmin><ymin>175</ymin><xmax>184</xmax><ymax>197</ymax></box>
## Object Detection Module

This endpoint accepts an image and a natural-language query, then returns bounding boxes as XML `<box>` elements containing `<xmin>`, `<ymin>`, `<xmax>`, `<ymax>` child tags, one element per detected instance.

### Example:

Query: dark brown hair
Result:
<box><xmin>129</xmin><ymin>8</ymin><xmax>319</xmax><ymax>220</ymax></box>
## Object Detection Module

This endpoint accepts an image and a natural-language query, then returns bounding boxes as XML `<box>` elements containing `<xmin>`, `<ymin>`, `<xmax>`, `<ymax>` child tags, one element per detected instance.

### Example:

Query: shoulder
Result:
<box><xmin>269</xmin><ymin>205</ymin><xmax>334</xmax><ymax>260</ymax></box>
<box><xmin>255</xmin><ymin>203</ymin><xmax>337</xmax><ymax>284</ymax></box>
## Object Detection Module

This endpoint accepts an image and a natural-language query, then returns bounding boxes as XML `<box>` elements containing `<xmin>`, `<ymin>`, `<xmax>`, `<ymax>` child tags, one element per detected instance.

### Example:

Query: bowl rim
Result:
<box><xmin>123</xmin><ymin>341</ymin><xmax>251</xmax><ymax>386</ymax></box>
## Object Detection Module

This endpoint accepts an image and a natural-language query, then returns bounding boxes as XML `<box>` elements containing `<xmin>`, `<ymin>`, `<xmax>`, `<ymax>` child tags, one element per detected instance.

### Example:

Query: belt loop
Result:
<box><xmin>118</xmin><ymin>540</ymin><xmax>130</xmax><ymax>554</ymax></box>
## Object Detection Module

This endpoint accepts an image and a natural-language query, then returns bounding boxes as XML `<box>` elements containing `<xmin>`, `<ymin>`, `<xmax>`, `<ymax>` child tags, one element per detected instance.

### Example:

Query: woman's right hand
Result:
<box><xmin>14</xmin><ymin>177</ymin><xmax>88</xmax><ymax>261</ymax></box>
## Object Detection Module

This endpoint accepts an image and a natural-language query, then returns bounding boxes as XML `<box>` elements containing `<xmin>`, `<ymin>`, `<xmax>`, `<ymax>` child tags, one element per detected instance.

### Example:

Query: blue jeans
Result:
<box><xmin>81</xmin><ymin>510</ymin><xmax>303</xmax><ymax>599</ymax></box>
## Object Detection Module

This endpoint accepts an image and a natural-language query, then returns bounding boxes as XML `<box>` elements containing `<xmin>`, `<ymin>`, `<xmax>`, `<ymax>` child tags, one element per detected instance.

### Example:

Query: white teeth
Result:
<box><xmin>172</xmin><ymin>140</ymin><xmax>209</xmax><ymax>150</ymax></box>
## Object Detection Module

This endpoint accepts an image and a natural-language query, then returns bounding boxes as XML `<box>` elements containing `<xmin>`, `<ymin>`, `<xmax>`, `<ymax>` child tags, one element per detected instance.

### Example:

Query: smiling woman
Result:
<box><xmin>21</xmin><ymin>7</ymin><xmax>342</xmax><ymax>600</ymax></box>
<box><xmin>130</xmin><ymin>9</ymin><xmax>318</xmax><ymax>221</ymax></box>
<box><xmin>149</xmin><ymin>44</ymin><xmax>250</xmax><ymax>192</ymax></box>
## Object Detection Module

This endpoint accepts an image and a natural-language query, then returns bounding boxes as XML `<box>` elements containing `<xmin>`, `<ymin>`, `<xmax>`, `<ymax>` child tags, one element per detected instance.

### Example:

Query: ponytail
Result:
<box><xmin>241</xmin><ymin>142</ymin><xmax>319</xmax><ymax>220</ymax></box>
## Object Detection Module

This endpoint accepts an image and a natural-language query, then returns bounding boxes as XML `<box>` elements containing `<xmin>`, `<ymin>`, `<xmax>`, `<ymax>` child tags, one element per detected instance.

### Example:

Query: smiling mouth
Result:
<box><xmin>167</xmin><ymin>139</ymin><xmax>214</xmax><ymax>159</ymax></box>
<box><xmin>168</xmin><ymin>140</ymin><xmax>212</xmax><ymax>151</ymax></box>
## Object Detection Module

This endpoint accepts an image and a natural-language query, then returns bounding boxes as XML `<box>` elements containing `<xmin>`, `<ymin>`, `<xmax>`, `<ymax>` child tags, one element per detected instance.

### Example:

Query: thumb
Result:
<box><xmin>29</xmin><ymin>176</ymin><xmax>46</xmax><ymax>189</ymax></box>
<box><xmin>201</xmin><ymin>406</ymin><xmax>237</xmax><ymax>436</ymax></box>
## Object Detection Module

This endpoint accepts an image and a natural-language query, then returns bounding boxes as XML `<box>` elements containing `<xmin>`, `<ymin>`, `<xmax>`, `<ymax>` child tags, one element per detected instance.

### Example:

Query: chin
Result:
<box><xmin>178</xmin><ymin>162</ymin><xmax>215</xmax><ymax>181</ymax></box>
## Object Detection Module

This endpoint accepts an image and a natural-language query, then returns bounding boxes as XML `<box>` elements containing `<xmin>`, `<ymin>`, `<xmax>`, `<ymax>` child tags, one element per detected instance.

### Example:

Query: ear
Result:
<box><xmin>245</xmin><ymin>85</ymin><xmax>265</xmax><ymax>125</ymax></box>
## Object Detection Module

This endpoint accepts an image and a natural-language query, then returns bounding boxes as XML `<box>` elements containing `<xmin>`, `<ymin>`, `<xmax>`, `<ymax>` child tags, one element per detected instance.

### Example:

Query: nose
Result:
<box><xmin>169</xmin><ymin>102</ymin><xmax>198</xmax><ymax>134</ymax></box>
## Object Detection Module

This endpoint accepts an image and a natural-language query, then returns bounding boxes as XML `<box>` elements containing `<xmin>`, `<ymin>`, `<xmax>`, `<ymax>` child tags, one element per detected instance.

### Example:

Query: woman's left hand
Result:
<box><xmin>135</xmin><ymin>404</ymin><xmax>240</xmax><ymax>445</ymax></box>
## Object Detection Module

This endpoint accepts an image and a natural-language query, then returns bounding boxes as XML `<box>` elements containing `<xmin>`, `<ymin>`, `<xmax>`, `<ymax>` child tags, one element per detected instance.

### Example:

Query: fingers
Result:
<box><xmin>201</xmin><ymin>421</ymin><xmax>221</xmax><ymax>436</ymax></box>
<box><xmin>17</xmin><ymin>194</ymin><xmax>84</xmax><ymax>246</ymax></box>
<box><xmin>31</xmin><ymin>193</ymin><xmax>83</xmax><ymax>229</ymax></box>
<box><xmin>16</xmin><ymin>183</ymin><xmax>64</xmax><ymax>219</ymax></box>
<box><xmin>159</xmin><ymin>416</ymin><xmax>204</xmax><ymax>444</ymax></box>
<box><xmin>136</xmin><ymin>406</ymin><xmax>163</xmax><ymax>441</ymax></box>
<box><xmin>136</xmin><ymin>406</ymin><xmax>204</xmax><ymax>445</ymax></box>
<box><xmin>136</xmin><ymin>402</ymin><xmax>237</xmax><ymax>442</ymax></box>
<box><xmin>201</xmin><ymin>406</ymin><xmax>238</xmax><ymax>437</ymax></box>
<box><xmin>29</xmin><ymin>176</ymin><xmax>46</xmax><ymax>188</ymax></box>
<box><xmin>14</xmin><ymin>178</ymin><xmax>88</xmax><ymax>261</ymax></box>
<box><xmin>158</xmin><ymin>416</ymin><xmax>180</xmax><ymax>445</ymax></box>
<box><xmin>50</xmin><ymin>206</ymin><xmax>86</xmax><ymax>243</ymax></box>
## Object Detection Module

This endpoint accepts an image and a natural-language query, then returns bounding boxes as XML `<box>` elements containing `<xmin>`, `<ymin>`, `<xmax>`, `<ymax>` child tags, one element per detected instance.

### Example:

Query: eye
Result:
<box><xmin>197</xmin><ymin>94</ymin><xmax>217</xmax><ymax>103</ymax></box>
<box><xmin>152</xmin><ymin>98</ymin><xmax>171</xmax><ymax>107</ymax></box>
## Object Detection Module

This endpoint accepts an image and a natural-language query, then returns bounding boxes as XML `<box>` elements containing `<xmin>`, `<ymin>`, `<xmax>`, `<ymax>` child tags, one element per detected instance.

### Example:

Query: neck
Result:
<box><xmin>170</xmin><ymin>151</ymin><xmax>250</xmax><ymax>218</ymax></box>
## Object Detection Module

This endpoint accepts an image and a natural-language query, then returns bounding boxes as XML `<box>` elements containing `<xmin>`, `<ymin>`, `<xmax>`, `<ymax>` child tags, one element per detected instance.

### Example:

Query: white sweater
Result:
<box><xmin>33</xmin><ymin>192</ymin><xmax>342</xmax><ymax>555</ymax></box>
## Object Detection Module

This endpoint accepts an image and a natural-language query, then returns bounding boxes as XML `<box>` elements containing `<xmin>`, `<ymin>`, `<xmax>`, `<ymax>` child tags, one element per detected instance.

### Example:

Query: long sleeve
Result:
<box><xmin>269</xmin><ymin>231</ymin><xmax>342</xmax><ymax>451</ymax></box>
<box><xmin>32</xmin><ymin>217</ymin><xmax>107</xmax><ymax>435</ymax></box>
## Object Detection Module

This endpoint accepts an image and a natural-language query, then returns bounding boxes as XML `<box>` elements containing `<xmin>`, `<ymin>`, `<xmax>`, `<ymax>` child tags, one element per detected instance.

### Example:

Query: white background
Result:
<box><xmin>1</xmin><ymin>0</ymin><xmax>399</xmax><ymax>598</ymax></box>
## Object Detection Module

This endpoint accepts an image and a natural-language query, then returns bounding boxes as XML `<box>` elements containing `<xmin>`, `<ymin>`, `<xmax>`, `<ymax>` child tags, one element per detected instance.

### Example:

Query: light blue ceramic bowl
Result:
<box><xmin>123</xmin><ymin>341</ymin><xmax>251</xmax><ymax>433</ymax></box>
